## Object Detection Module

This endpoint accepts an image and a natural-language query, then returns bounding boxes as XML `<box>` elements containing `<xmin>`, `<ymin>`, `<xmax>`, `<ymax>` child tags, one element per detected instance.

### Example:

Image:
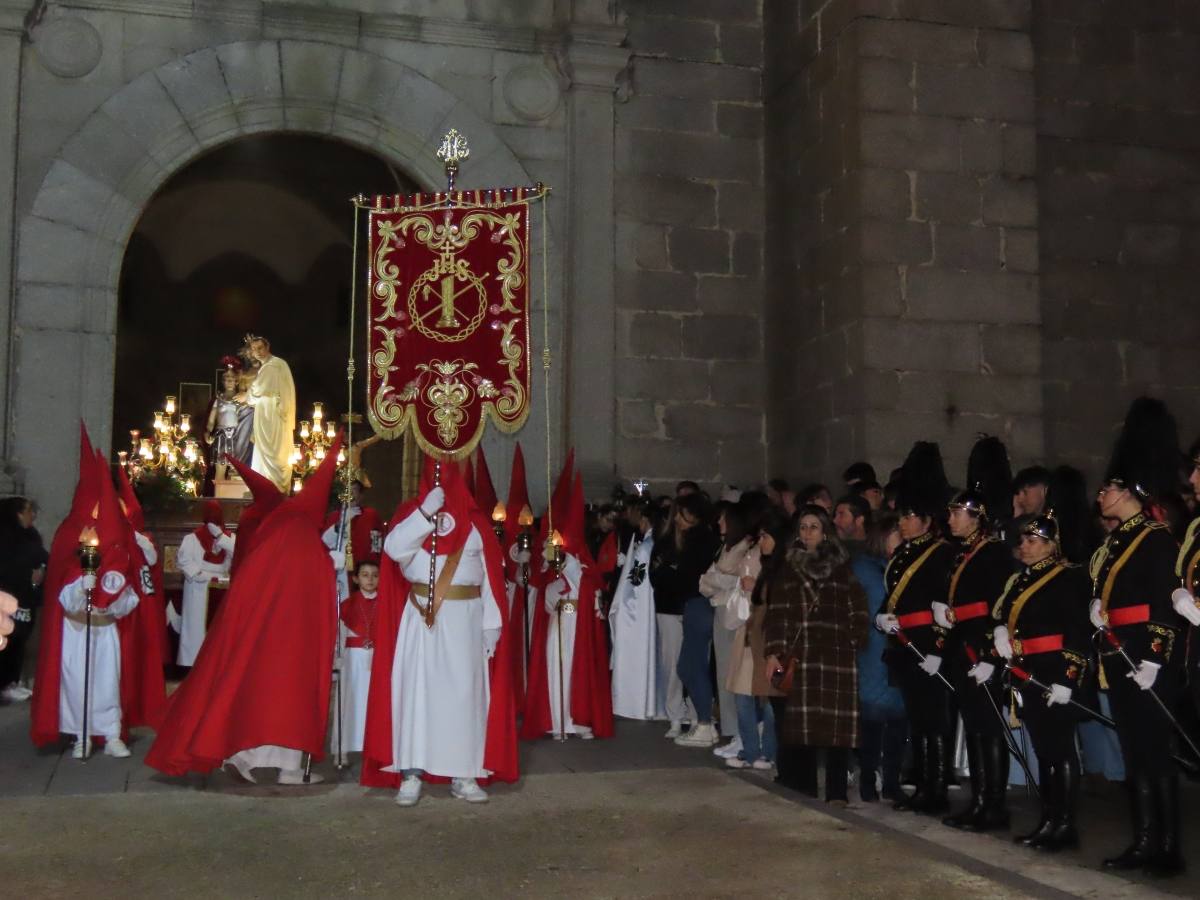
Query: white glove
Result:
<box><xmin>1171</xmin><ymin>587</ymin><xmax>1200</xmax><ymax>627</ymax></box>
<box><xmin>874</xmin><ymin>613</ymin><xmax>898</xmax><ymax>634</ymax></box>
<box><xmin>919</xmin><ymin>654</ymin><xmax>942</xmax><ymax>676</ymax></box>
<box><xmin>207</xmin><ymin>522</ymin><xmax>222</xmax><ymax>537</ymax></box>
<box><xmin>483</xmin><ymin>628</ymin><xmax>501</xmax><ymax>658</ymax></box>
<box><xmin>330</xmin><ymin>550</ymin><xmax>346</xmax><ymax>571</ymax></box>
<box><xmin>81</xmin><ymin>573</ymin><xmax>97</xmax><ymax>591</ymax></box>
<box><xmin>420</xmin><ymin>487</ymin><xmax>445</xmax><ymax>518</ymax></box>
<box><xmin>616</xmin><ymin>552</ymin><xmax>627</xmax><ymax>568</ymax></box>
<box><xmin>1047</xmin><ymin>683</ymin><xmax>1072</xmax><ymax>706</ymax></box>
<box><xmin>1089</xmin><ymin>598</ymin><xmax>1104</xmax><ymax>629</ymax></box>
<box><xmin>166</xmin><ymin>603</ymin><xmax>182</xmax><ymax>632</ymax></box>
<box><xmin>931</xmin><ymin>602</ymin><xmax>953</xmax><ymax>629</ymax></box>
<box><xmin>993</xmin><ymin>625</ymin><xmax>1013</xmax><ymax>660</ymax></box>
<box><xmin>1127</xmin><ymin>660</ymin><xmax>1161</xmax><ymax>691</ymax></box>
<box><xmin>968</xmin><ymin>661</ymin><xmax>995</xmax><ymax>685</ymax></box>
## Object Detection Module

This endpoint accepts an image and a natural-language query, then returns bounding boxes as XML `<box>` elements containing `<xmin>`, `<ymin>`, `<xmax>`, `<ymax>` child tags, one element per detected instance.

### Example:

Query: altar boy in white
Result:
<box><xmin>330</xmin><ymin>559</ymin><xmax>379</xmax><ymax>757</ymax></box>
<box><xmin>609</xmin><ymin>500</ymin><xmax>662</xmax><ymax>720</ymax></box>
<box><xmin>360</xmin><ymin>459</ymin><xmax>518</xmax><ymax>804</ymax></box>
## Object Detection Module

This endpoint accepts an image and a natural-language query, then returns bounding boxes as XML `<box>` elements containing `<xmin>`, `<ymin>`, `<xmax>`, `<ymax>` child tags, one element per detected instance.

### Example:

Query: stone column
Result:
<box><xmin>563</xmin><ymin>24</ymin><xmax>630</xmax><ymax>493</ymax></box>
<box><xmin>0</xmin><ymin>2</ymin><xmax>25</xmax><ymax>495</ymax></box>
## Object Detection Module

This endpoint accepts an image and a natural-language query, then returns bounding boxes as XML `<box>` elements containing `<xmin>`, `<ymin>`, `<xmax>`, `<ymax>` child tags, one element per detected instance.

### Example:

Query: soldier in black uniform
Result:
<box><xmin>936</xmin><ymin>487</ymin><xmax>1016</xmax><ymax>831</ymax></box>
<box><xmin>1173</xmin><ymin>440</ymin><xmax>1200</xmax><ymax>718</ymax></box>
<box><xmin>1092</xmin><ymin>398</ymin><xmax>1187</xmax><ymax>877</ymax></box>
<box><xmin>874</xmin><ymin>442</ymin><xmax>956</xmax><ymax>814</ymax></box>
<box><xmin>992</xmin><ymin>513</ymin><xmax>1092</xmax><ymax>852</ymax></box>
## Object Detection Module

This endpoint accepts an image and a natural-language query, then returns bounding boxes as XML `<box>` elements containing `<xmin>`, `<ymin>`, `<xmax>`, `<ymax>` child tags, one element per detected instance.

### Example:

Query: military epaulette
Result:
<box><xmin>1145</xmin><ymin>519</ymin><xmax>1170</xmax><ymax>531</ymax></box>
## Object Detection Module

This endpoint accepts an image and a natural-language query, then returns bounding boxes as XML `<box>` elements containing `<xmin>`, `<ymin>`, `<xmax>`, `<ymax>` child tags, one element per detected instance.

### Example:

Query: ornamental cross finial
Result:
<box><xmin>436</xmin><ymin>129</ymin><xmax>470</xmax><ymax>191</ymax></box>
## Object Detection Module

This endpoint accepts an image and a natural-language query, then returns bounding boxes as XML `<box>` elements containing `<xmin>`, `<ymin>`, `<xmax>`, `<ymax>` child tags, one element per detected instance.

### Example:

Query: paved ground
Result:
<box><xmin>0</xmin><ymin>700</ymin><xmax>1190</xmax><ymax>899</ymax></box>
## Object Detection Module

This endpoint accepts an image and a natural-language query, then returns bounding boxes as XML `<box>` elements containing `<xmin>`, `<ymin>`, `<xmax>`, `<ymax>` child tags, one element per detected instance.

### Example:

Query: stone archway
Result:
<box><xmin>14</xmin><ymin>39</ymin><xmax>556</xmax><ymax>525</ymax></box>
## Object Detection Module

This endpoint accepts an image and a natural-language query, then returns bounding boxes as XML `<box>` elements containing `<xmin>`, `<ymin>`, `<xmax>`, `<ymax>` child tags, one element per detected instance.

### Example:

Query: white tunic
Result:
<box><xmin>322</xmin><ymin>506</ymin><xmax>361</xmax><ymax>601</ymax></box>
<box><xmin>543</xmin><ymin>555</ymin><xmax>589</xmax><ymax>736</ymax></box>
<box><xmin>58</xmin><ymin>576</ymin><xmax>139</xmax><ymax>739</ymax></box>
<box><xmin>609</xmin><ymin>532</ymin><xmax>662</xmax><ymax>720</ymax></box>
<box><xmin>175</xmin><ymin>530</ymin><xmax>234</xmax><ymax>666</ymax></box>
<box><xmin>330</xmin><ymin>591</ymin><xmax>376</xmax><ymax>755</ymax></box>
<box><xmin>383</xmin><ymin>510</ymin><xmax>502</xmax><ymax>779</ymax></box>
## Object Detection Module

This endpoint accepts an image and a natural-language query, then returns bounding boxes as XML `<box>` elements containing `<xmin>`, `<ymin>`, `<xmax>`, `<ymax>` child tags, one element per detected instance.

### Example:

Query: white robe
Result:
<box><xmin>608</xmin><ymin>532</ymin><xmax>662</xmax><ymax>720</ymax></box>
<box><xmin>330</xmin><ymin>590</ymin><xmax>376</xmax><ymax>756</ymax></box>
<box><xmin>543</xmin><ymin>555</ymin><xmax>590</xmax><ymax>736</ymax></box>
<box><xmin>175</xmin><ymin>530</ymin><xmax>234</xmax><ymax>666</ymax></box>
<box><xmin>382</xmin><ymin>511</ymin><xmax>502</xmax><ymax>779</ymax></box>
<box><xmin>247</xmin><ymin>354</ymin><xmax>296</xmax><ymax>492</ymax></box>
<box><xmin>58</xmin><ymin>576</ymin><xmax>139</xmax><ymax>739</ymax></box>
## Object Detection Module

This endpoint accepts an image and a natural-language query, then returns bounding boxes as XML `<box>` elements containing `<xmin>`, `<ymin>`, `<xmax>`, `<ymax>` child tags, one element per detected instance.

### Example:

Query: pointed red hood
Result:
<box><xmin>228</xmin><ymin>454</ymin><xmax>285</xmax><ymax>509</ymax></box>
<box><xmin>227</xmin><ymin>453</ymin><xmax>285</xmax><ymax>578</ymax></box>
<box><xmin>474</xmin><ymin>448</ymin><xmax>498</xmax><ymax>517</ymax></box>
<box><xmin>69</xmin><ymin>422</ymin><xmax>101</xmax><ymax>523</ymax></box>
<box><xmin>114</xmin><ymin>462</ymin><xmax>145</xmax><ymax>533</ymax></box>
<box><xmin>563</xmin><ymin>471</ymin><xmax>594</xmax><ymax>567</ymax></box>
<box><xmin>89</xmin><ymin>451</ymin><xmax>133</xmax><ymax>609</ymax></box>
<box><xmin>549</xmin><ymin>447</ymin><xmax>575</xmax><ymax>533</ymax></box>
<box><xmin>407</xmin><ymin>451</ymin><xmax>477</xmax><ymax>557</ymax></box>
<box><xmin>505</xmin><ymin>443</ymin><xmax>530</xmax><ymax>527</ymax></box>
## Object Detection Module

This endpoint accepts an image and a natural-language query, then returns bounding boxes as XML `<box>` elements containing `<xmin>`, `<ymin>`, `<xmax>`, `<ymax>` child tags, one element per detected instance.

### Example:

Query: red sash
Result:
<box><xmin>1107</xmin><ymin>604</ymin><xmax>1150</xmax><ymax>627</ymax></box>
<box><xmin>898</xmin><ymin>610</ymin><xmax>934</xmax><ymax>629</ymax></box>
<box><xmin>1017</xmin><ymin>634</ymin><xmax>1063</xmax><ymax>655</ymax></box>
<box><xmin>952</xmin><ymin>601</ymin><xmax>989</xmax><ymax>622</ymax></box>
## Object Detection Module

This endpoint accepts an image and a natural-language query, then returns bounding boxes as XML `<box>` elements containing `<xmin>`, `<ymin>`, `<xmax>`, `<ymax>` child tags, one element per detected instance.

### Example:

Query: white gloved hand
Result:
<box><xmin>1127</xmin><ymin>660</ymin><xmax>1161</xmax><ymax>691</ymax></box>
<box><xmin>207</xmin><ymin>522</ymin><xmax>222</xmax><ymax>537</ymax></box>
<box><xmin>993</xmin><ymin>625</ymin><xmax>1013</xmax><ymax>660</ymax></box>
<box><xmin>420</xmin><ymin>487</ymin><xmax>445</xmax><ymax>518</ymax></box>
<box><xmin>968</xmin><ymin>661</ymin><xmax>995</xmax><ymax>685</ymax></box>
<box><xmin>81</xmin><ymin>573</ymin><xmax>97</xmax><ymax>591</ymax></box>
<box><xmin>1171</xmin><ymin>587</ymin><xmax>1200</xmax><ymax>627</ymax></box>
<box><xmin>483</xmin><ymin>628</ymin><xmax>501</xmax><ymax>659</ymax></box>
<box><xmin>932</xmin><ymin>601</ymin><xmax>954</xmax><ymax>629</ymax></box>
<box><xmin>1089</xmin><ymin>598</ymin><xmax>1105</xmax><ymax>629</ymax></box>
<box><xmin>166</xmin><ymin>603</ymin><xmax>182</xmax><ymax>632</ymax></box>
<box><xmin>1047</xmin><ymin>683</ymin><xmax>1072</xmax><ymax>706</ymax></box>
<box><xmin>919</xmin><ymin>654</ymin><xmax>942</xmax><ymax>676</ymax></box>
<box><xmin>874</xmin><ymin>613</ymin><xmax>899</xmax><ymax>634</ymax></box>
<box><xmin>616</xmin><ymin>552</ymin><xmax>627</xmax><ymax>568</ymax></box>
<box><xmin>330</xmin><ymin>550</ymin><xmax>346</xmax><ymax>571</ymax></box>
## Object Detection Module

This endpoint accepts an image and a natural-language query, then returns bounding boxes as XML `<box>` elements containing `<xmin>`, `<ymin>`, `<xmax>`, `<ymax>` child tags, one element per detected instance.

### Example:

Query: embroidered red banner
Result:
<box><xmin>366</xmin><ymin>199</ymin><xmax>532</xmax><ymax>459</ymax></box>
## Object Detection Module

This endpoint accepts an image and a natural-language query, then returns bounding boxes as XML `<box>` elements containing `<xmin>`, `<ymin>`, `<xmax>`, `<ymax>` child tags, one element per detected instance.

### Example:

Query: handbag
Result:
<box><xmin>720</xmin><ymin>583</ymin><xmax>751</xmax><ymax>631</ymax></box>
<box><xmin>770</xmin><ymin>625</ymin><xmax>805</xmax><ymax>693</ymax></box>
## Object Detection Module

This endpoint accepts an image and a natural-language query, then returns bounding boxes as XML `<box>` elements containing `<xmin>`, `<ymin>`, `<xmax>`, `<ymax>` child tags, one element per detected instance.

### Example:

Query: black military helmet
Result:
<box><xmin>948</xmin><ymin>488</ymin><xmax>988</xmax><ymax>520</ymax></box>
<box><xmin>1020</xmin><ymin>509</ymin><xmax>1061</xmax><ymax>553</ymax></box>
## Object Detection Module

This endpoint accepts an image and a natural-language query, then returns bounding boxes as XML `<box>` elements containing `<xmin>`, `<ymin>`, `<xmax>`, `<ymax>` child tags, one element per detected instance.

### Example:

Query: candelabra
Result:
<box><xmin>289</xmin><ymin>402</ymin><xmax>346</xmax><ymax>493</ymax></box>
<box><xmin>120</xmin><ymin>394</ymin><xmax>205</xmax><ymax>496</ymax></box>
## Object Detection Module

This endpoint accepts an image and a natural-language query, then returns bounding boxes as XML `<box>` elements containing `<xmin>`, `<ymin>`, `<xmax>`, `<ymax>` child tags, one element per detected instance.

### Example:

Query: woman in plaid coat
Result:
<box><xmin>764</xmin><ymin>505</ymin><xmax>870</xmax><ymax>803</ymax></box>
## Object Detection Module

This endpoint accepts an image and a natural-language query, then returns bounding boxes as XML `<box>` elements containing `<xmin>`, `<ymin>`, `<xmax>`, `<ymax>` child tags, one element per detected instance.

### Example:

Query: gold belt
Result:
<box><xmin>64</xmin><ymin>610</ymin><xmax>116</xmax><ymax>627</ymax></box>
<box><xmin>410</xmin><ymin>583</ymin><xmax>480</xmax><ymax>601</ymax></box>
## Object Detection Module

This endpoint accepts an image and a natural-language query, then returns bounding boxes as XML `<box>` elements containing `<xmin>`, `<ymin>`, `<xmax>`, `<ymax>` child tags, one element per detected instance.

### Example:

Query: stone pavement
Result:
<box><xmin>0</xmin><ymin>700</ymin><xmax>1187</xmax><ymax>898</ymax></box>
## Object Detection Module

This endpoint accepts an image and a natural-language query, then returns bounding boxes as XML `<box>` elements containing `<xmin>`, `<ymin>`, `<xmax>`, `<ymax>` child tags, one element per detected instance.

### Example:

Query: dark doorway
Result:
<box><xmin>114</xmin><ymin>133</ymin><xmax>416</xmax><ymax>513</ymax></box>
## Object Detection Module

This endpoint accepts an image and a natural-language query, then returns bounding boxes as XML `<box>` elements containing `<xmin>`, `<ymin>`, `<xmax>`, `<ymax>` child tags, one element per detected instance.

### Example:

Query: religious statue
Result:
<box><xmin>243</xmin><ymin>334</ymin><xmax>295</xmax><ymax>493</ymax></box>
<box><xmin>204</xmin><ymin>356</ymin><xmax>253</xmax><ymax>481</ymax></box>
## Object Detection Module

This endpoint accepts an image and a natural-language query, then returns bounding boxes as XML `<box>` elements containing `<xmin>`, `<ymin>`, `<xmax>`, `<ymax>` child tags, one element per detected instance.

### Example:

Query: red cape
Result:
<box><xmin>360</xmin><ymin>507</ymin><xmax>520</xmax><ymax>787</ymax></box>
<box><xmin>144</xmin><ymin>504</ymin><xmax>338</xmax><ymax>775</ymax></box>
<box><xmin>520</xmin><ymin>561</ymin><xmax>614</xmax><ymax>740</ymax></box>
<box><xmin>117</xmin><ymin>529</ymin><xmax>168</xmax><ymax>732</ymax></box>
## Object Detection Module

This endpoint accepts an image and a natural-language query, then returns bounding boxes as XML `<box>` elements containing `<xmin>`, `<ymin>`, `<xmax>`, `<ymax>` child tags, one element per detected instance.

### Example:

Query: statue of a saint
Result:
<box><xmin>243</xmin><ymin>335</ymin><xmax>296</xmax><ymax>492</ymax></box>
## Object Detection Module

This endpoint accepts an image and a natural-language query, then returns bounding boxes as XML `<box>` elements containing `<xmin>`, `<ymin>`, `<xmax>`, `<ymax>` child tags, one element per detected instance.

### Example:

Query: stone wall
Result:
<box><xmin>1035</xmin><ymin>0</ymin><xmax>1200</xmax><ymax>477</ymax></box>
<box><xmin>765</xmin><ymin>0</ymin><xmax>1042</xmax><ymax>488</ymax></box>
<box><xmin>613</xmin><ymin>0</ymin><xmax>766</xmax><ymax>495</ymax></box>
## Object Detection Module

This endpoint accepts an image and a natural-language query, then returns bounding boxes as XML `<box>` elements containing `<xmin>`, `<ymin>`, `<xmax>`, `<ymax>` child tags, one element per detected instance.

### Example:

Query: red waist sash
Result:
<box><xmin>953</xmin><ymin>601</ymin><xmax>989</xmax><ymax>622</ymax></box>
<box><xmin>1017</xmin><ymin>634</ymin><xmax>1062</xmax><ymax>656</ymax></box>
<box><xmin>897</xmin><ymin>610</ymin><xmax>934</xmax><ymax>629</ymax></box>
<box><xmin>1107</xmin><ymin>605</ymin><xmax>1150</xmax><ymax>627</ymax></box>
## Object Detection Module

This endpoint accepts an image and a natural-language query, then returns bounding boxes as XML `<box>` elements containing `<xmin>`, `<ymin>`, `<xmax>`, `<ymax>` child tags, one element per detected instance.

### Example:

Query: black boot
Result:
<box><xmin>1102</xmin><ymin>773</ymin><xmax>1157</xmax><ymax>869</ymax></box>
<box><xmin>1040</xmin><ymin>755</ymin><xmax>1079</xmax><ymax>852</ymax></box>
<box><xmin>893</xmin><ymin>733</ymin><xmax>926</xmax><ymax>811</ymax></box>
<box><xmin>966</xmin><ymin>734</ymin><xmax>1011</xmax><ymax>832</ymax></box>
<box><xmin>1145</xmin><ymin>772</ymin><xmax>1185</xmax><ymax>876</ymax></box>
<box><xmin>943</xmin><ymin>732</ymin><xmax>984</xmax><ymax>828</ymax></box>
<box><xmin>1016</xmin><ymin>757</ymin><xmax>1057</xmax><ymax>847</ymax></box>
<box><xmin>917</xmin><ymin>733</ymin><xmax>950</xmax><ymax>815</ymax></box>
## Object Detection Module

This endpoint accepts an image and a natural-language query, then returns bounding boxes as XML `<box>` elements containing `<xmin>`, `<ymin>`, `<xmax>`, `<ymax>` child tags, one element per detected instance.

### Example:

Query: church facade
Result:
<box><xmin>1</xmin><ymin>0</ymin><xmax>1197</xmax><ymax>525</ymax></box>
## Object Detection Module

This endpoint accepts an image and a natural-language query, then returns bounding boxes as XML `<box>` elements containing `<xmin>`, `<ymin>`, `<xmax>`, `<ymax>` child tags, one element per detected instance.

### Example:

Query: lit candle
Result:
<box><xmin>312</xmin><ymin>402</ymin><xmax>324</xmax><ymax>423</ymax></box>
<box><xmin>118</xmin><ymin>450</ymin><xmax>128</xmax><ymax>467</ymax></box>
<box><xmin>336</xmin><ymin>448</ymin><xmax>346</xmax><ymax>464</ymax></box>
<box><xmin>325</xmin><ymin>422</ymin><xmax>335</xmax><ymax>439</ymax></box>
<box><xmin>492</xmin><ymin>502</ymin><xmax>507</xmax><ymax>524</ymax></box>
<box><xmin>180</xmin><ymin>414</ymin><xmax>191</xmax><ymax>433</ymax></box>
<box><xmin>154</xmin><ymin>412</ymin><xmax>165</xmax><ymax>431</ymax></box>
<box><xmin>129</xmin><ymin>429</ymin><xmax>140</xmax><ymax>445</ymax></box>
<box><xmin>140</xmin><ymin>439</ymin><xmax>152</xmax><ymax>458</ymax></box>
<box><xmin>518</xmin><ymin>505</ymin><xmax>534</xmax><ymax>527</ymax></box>
<box><xmin>159</xmin><ymin>440</ymin><xmax>169</xmax><ymax>455</ymax></box>
<box><xmin>292</xmin><ymin>478</ymin><xmax>302</xmax><ymax>494</ymax></box>
<box><xmin>299</xmin><ymin>420</ymin><xmax>310</xmax><ymax>439</ymax></box>
<box><xmin>184</xmin><ymin>479</ymin><xmax>196</xmax><ymax>496</ymax></box>
<box><xmin>165</xmin><ymin>396</ymin><xmax>176</xmax><ymax>415</ymax></box>
<box><xmin>315</xmin><ymin>446</ymin><xmax>326</xmax><ymax>461</ymax></box>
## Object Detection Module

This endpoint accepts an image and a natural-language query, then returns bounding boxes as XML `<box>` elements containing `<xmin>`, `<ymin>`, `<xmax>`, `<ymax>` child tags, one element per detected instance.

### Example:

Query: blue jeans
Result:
<box><xmin>735</xmin><ymin>694</ymin><xmax>776</xmax><ymax>762</ymax></box>
<box><xmin>1078</xmin><ymin>692</ymin><xmax>1125</xmax><ymax>781</ymax></box>
<box><xmin>677</xmin><ymin>596</ymin><xmax>714</xmax><ymax>724</ymax></box>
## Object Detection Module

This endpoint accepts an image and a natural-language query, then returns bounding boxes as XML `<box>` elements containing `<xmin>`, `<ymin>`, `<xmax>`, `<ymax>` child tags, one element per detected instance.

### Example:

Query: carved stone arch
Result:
<box><xmin>15</xmin><ymin>39</ymin><xmax>555</xmax><ymax>525</ymax></box>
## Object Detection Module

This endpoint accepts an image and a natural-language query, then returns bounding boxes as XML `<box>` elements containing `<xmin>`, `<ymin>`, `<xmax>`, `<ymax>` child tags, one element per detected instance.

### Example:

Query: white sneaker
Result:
<box><xmin>223</xmin><ymin>757</ymin><xmax>257</xmax><ymax>784</ymax></box>
<box><xmin>664</xmin><ymin>722</ymin><xmax>683</xmax><ymax>739</ymax></box>
<box><xmin>675</xmin><ymin>722</ymin><xmax>719</xmax><ymax>747</ymax></box>
<box><xmin>2</xmin><ymin>685</ymin><xmax>31</xmax><ymax>702</ymax></box>
<box><xmin>71</xmin><ymin>738</ymin><xmax>92</xmax><ymax>760</ymax></box>
<box><xmin>725</xmin><ymin>756</ymin><xmax>751</xmax><ymax>769</ymax></box>
<box><xmin>450</xmin><ymin>777</ymin><xmax>489</xmax><ymax>803</ymax></box>
<box><xmin>277</xmin><ymin>769</ymin><xmax>324</xmax><ymax>785</ymax></box>
<box><xmin>395</xmin><ymin>775</ymin><xmax>422</xmax><ymax>807</ymax></box>
<box><xmin>576</xmin><ymin>726</ymin><xmax>594</xmax><ymax>741</ymax></box>
<box><xmin>103</xmin><ymin>737</ymin><xmax>131</xmax><ymax>758</ymax></box>
<box><xmin>751</xmin><ymin>758</ymin><xmax>775</xmax><ymax>771</ymax></box>
<box><xmin>714</xmin><ymin>737</ymin><xmax>743</xmax><ymax>759</ymax></box>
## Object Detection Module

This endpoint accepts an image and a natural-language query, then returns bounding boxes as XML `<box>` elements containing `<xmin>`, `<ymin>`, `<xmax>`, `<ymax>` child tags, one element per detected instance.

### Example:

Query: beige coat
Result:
<box><xmin>725</xmin><ymin>547</ymin><xmax>782</xmax><ymax>698</ymax></box>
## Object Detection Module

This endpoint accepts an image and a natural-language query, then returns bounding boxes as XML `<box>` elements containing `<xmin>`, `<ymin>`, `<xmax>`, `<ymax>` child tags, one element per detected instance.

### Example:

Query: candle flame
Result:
<box><xmin>518</xmin><ymin>504</ymin><xmax>534</xmax><ymax>527</ymax></box>
<box><xmin>491</xmin><ymin>502</ymin><xmax>507</xmax><ymax>523</ymax></box>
